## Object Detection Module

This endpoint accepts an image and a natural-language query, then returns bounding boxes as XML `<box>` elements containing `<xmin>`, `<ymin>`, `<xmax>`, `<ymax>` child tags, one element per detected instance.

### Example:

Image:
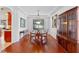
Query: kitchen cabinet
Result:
<box><xmin>4</xmin><ymin>31</ymin><xmax>11</xmax><ymax>42</ymax></box>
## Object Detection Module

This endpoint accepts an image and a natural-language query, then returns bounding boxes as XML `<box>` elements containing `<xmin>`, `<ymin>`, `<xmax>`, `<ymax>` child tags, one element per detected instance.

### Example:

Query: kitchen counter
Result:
<box><xmin>3</xmin><ymin>30</ymin><xmax>11</xmax><ymax>31</ymax></box>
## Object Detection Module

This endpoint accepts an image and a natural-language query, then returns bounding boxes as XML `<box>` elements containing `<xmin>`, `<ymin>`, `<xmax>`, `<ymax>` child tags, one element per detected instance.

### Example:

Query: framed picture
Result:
<box><xmin>52</xmin><ymin>15</ymin><xmax>57</xmax><ymax>28</ymax></box>
<box><xmin>20</xmin><ymin>17</ymin><xmax>25</xmax><ymax>28</ymax></box>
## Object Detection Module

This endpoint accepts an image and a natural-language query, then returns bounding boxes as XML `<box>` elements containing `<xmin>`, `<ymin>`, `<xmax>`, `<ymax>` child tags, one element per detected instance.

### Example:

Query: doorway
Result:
<box><xmin>0</xmin><ymin>7</ymin><xmax>12</xmax><ymax>51</ymax></box>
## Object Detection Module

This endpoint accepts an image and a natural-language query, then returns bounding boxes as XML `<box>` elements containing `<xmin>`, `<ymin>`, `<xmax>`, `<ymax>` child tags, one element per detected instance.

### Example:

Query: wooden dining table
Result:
<box><xmin>30</xmin><ymin>31</ymin><xmax>47</xmax><ymax>45</ymax></box>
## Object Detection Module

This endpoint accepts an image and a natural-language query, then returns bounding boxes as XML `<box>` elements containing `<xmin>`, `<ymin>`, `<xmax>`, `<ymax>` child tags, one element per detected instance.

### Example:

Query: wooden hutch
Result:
<box><xmin>57</xmin><ymin>7</ymin><xmax>79</xmax><ymax>52</ymax></box>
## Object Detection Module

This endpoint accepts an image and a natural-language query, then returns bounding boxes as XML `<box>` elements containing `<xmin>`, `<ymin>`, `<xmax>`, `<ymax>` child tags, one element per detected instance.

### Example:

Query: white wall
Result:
<box><xmin>49</xmin><ymin>6</ymin><xmax>76</xmax><ymax>39</ymax></box>
<box><xmin>7</xmin><ymin>7</ymin><xmax>27</xmax><ymax>43</ymax></box>
<box><xmin>48</xmin><ymin>15</ymin><xmax>57</xmax><ymax>39</ymax></box>
<box><xmin>27</xmin><ymin>15</ymin><xmax>50</xmax><ymax>33</ymax></box>
<box><xmin>17</xmin><ymin>9</ymin><xmax>27</xmax><ymax>31</ymax></box>
<box><xmin>7</xmin><ymin>7</ymin><xmax>19</xmax><ymax>43</ymax></box>
<box><xmin>17</xmin><ymin>9</ymin><xmax>27</xmax><ymax>39</ymax></box>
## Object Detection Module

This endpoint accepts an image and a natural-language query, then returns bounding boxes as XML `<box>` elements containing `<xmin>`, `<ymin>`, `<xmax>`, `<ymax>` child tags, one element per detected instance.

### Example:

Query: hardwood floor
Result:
<box><xmin>1</xmin><ymin>34</ymin><xmax>66</xmax><ymax>53</ymax></box>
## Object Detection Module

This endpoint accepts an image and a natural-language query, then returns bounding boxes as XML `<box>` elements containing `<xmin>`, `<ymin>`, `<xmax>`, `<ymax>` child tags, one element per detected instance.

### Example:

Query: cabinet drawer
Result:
<box><xmin>67</xmin><ymin>41</ymin><xmax>77</xmax><ymax>53</ymax></box>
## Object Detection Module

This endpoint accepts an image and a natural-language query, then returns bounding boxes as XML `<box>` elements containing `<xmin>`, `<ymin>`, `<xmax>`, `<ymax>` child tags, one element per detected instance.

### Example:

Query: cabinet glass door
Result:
<box><xmin>67</xmin><ymin>9</ymin><xmax>77</xmax><ymax>40</ymax></box>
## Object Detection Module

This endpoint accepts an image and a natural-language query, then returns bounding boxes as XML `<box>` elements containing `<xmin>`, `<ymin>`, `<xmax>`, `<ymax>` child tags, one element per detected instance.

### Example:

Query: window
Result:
<box><xmin>33</xmin><ymin>19</ymin><xmax>44</xmax><ymax>30</ymax></box>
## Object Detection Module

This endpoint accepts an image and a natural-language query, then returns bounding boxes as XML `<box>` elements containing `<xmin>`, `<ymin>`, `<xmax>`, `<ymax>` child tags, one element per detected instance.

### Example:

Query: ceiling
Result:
<box><xmin>17</xmin><ymin>6</ymin><xmax>63</xmax><ymax>16</ymax></box>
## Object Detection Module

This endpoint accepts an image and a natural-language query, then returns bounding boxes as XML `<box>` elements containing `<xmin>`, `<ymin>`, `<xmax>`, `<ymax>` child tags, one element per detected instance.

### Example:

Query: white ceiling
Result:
<box><xmin>17</xmin><ymin>6</ymin><xmax>63</xmax><ymax>16</ymax></box>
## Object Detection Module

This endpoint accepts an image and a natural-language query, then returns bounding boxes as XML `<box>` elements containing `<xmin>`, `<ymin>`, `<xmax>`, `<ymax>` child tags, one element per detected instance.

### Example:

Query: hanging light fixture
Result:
<box><xmin>37</xmin><ymin>10</ymin><xmax>40</xmax><ymax>16</ymax></box>
<box><xmin>37</xmin><ymin>10</ymin><xmax>41</xmax><ymax>19</ymax></box>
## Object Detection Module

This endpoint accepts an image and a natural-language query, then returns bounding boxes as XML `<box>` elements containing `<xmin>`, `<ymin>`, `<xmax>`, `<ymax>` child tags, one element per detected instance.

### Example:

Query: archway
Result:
<box><xmin>0</xmin><ymin>7</ymin><xmax>12</xmax><ymax>45</ymax></box>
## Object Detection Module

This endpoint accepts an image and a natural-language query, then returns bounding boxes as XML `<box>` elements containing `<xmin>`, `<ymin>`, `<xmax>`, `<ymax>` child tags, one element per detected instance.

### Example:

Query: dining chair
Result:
<box><xmin>41</xmin><ymin>32</ymin><xmax>47</xmax><ymax>45</ymax></box>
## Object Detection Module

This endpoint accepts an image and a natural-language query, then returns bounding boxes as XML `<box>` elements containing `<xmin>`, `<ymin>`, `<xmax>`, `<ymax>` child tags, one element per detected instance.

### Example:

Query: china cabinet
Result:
<box><xmin>57</xmin><ymin>7</ymin><xmax>78</xmax><ymax>52</ymax></box>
